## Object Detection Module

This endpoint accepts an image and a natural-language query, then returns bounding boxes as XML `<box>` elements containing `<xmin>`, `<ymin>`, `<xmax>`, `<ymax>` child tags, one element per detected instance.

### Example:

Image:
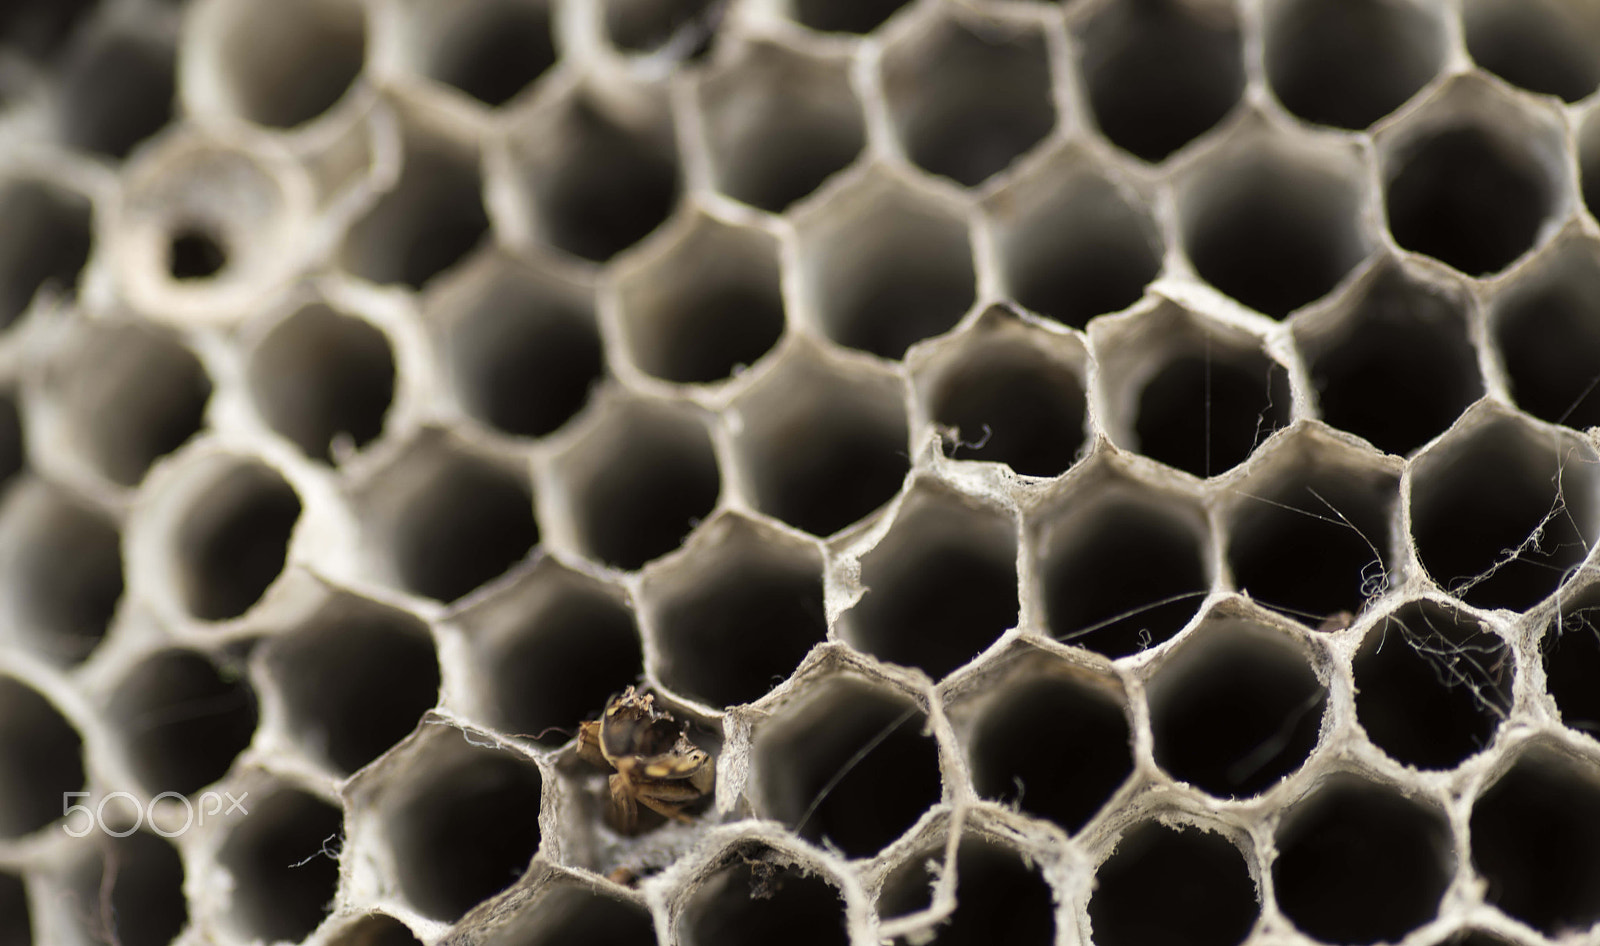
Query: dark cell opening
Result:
<box><xmin>0</xmin><ymin>0</ymin><xmax>96</xmax><ymax>58</ymax></box>
<box><xmin>1305</xmin><ymin>269</ymin><xmax>1481</xmax><ymax>455</ymax></box>
<box><xmin>449</xmin><ymin>274</ymin><xmax>601</xmax><ymax>439</ymax></box>
<box><xmin>425</xmin><ymin>0</ymin><xmax>555</xmax><ymax>107</ymax></box>
<box><xmin>1265</xmin><ymin>0</ymin><xmax>1445</xmax><ymax>130</ymax></box>
<box><xmin>759</xmin><ymin>684</ymin><xmax>940</xmax><ymax>858</ymax></box>
<box><xmin>1089</xmin><ymin>823</ymin><xmax>1257</xmax><ymax>946</ymax></box>
<box><xmin>272</xmin><ymin>599</ymin><xmax>439</xmax><ymax>774</ymax></box>
<box><xmin>176</xmin><ymin>463</ymin><xmax>300</xmax><ymax>620</ymax></box>
<box><xmin>879</xmin><ymin>839</ymin><xmax>1054</xmax><ymax>946</ymax></box>
<box><xmin>1410</xmin><ymin>420</ymin><xmax>1595</xmax><ymax>611</ymax></box>
<box><xmin>1185</xmin><ymin>159</ymin><xmax>1366</xmax><ymax>318</ymax></box>
<box><xmin>330</xmin><ymin>914</ymin><xmax>423</xmax><ymax>946</ymax></box>
<box><xmin>251</xmin><ymin>304</ymin><xmax>394</xmax><ymax>463</ymax></box>
<box><xmin>58</xmin><ymin>32</ymin><xmax>175</xmax><ymax>159</ymax></box>
<box><xmin>682</xmin><ymin>849</ymin><xmax>848</xmax><ymax>946</ymax></box>
<box><xmin>1543</xmin><ymin>596</ymin><xmax>1600</xmax><ymax>736</ymax></box>
<box><xmin>654</xmin><ymin>533</ymin><xmax>825</xmax><ymax>706</ymax></box>
<box><xmin>1148</xmin><ymin>619</ymin><xmax>1325</xmax><ymax>797</ymax></box>
<box><xmin>1134</xmin><ymin>348</ymin><xmax>1292</xmax><ymax>477</ymax></box>
<box><xmin>0</xmin><ymin>871</ymin><xmax>28</xmax><ymax>946</ymax></box>
<box><xmin>0</xmin><ymin>394</ymin><xmax>21</xmax><ymax>487</ymax></box>
<box><xmin>73</xmin><ymin>327</ymin><xmax>210</xmax><ymax>488</ymax></box>
<box><xmin>1495</xmin><ymin>248</ymin><xmax>1600</xmax><ymax>432</ymax></box>
<box><xmin>7</xmin><ymin>490</ymin><xmax>122</xmax><ymax>664</ymax></box>
<box><xmin>68</xmin><ymin>832</ymin><xmax>186</xmax><ymax>946</ymax></box>
<box><xmin>391</xmin><ymin>742</ymin><xmax>542</xmax><ymax>920</ymax></box>
<box><xmin>792</xmin><ymin>0</ymin><xmax>910</xmax><ymax>34</ymax></box>
<box><xmin>390</xmin><ymin>455</ymin><xmax>537</xmax><ymax>602</ymax></box>
<box><xmin>1042</xmin><ymin>498</ymin><xmax>1208</xmax><ymax>657</ymax></box>
<box><xmin>218</xmin><ymin>789</ymin><xmax>343</xmax><ymax>943</ymax></box>
<box><xmin>111</xmin><ymin>650</ymin><xmax>256</xmax><ymax>797</ymax></box>
<box><xmin>883</xmin><ymin>19</ymin><xmax>1055</xmax><ymax>187</ymax></box>
<box><xmin>1273</xmin><ymin>777</ymin><xmax>1452</xmax><ymax>944</ymax></box>
<box><xmin>968</xmin><ymin>672</ymin><xmax>1131</xmax><ymax>833</ymax></box>
<box><xmin>1000</xmin><ymin>175</ymin><xmax>1162</xmax><ymax>329</ymax></box>
<box><xmin>530</xmin><ymin>100</ymin><xmax>679</xmax><ymax>263</ymax></box>
<box><xmin>169</xmin><ymin>228</ymin><xmax>228</xmax><ymax>280</ymax></box>
<box><xmin>931</xmin><ymin>339</ymin><xmax>1086</xmax><ymax>477</ymax></box>
<box><xmin>1354</xmin><ymin>601</ymin><xmax>1510</xmax><ymax>769</ymax></box>
<box><xmin>343</xmin><ymin>134</ymin><xmax>488</xmax><ymax>289</ymax></box>
<box><xmin>1386</xmin><ymin>127</ymin><xmax>1552</xmax><ymax>277</ymax></box>
<box><xmin>1227</xmin><ymin>464</ymin><xmax>1397</xmax><ymax>623</ymax></box>
<box><xmin>1469</xmin><ymin>748</ymin><xmax>1600</xmax><ymax>935</ymax></box>
<box><xmin>605</xmin><ymin>0</ymin><xmax>719</xmax><ymax>54</ymax></box>
<box><xmin>503</xmin><ymin>885</ymin><xmax>655</xmax><ymax>946</ymax></box>
<box><xmin>1464</xmin><ymin>0</ymin><xmax>1600</xmax><ymax>103</ymax></box>
<box><xmin>0</xmin><ymin>676</ymin><xmax>84</xmax><ymax>838</ymax></box>
<box><xmin>219</xmin><ymin>0</ymin><xmax>365</xmax><ymax>128</ymax></box>
<box><xmin>1078</xmin><ymin>0</ymin><xmax>1244</xmax><ymax>162</ymax></box>
<box><xmin>847</xmin><ymin>496</ymin><xmax>1016</xmax><ymax>679</ymax></box>
<box><xmin>0</xmin><ymin>179</ymin><xmax>92</xmax><ymax>328</ymax></box>
<box><xmin>567</xmin><ymin>413</ymin><xmax>719</xmax><ymax>570</ymax></box>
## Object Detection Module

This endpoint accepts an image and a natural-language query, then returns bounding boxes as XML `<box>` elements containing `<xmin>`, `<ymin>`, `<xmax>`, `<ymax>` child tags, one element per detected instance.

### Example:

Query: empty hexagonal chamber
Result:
<box><xmin>166</xmin><ymin>458</ymin><xmax>302</xmax><ymax>621</ymax></box>
<box><xmin>63</xmin><ymin>831</ymin><xmax>186</xmax><ymax>946</ymax></box>
<box><xmin>1542</xmin><ymin>586</ymin><xmax>1600</xmax><ymax>736</ymax></box>
<box><xmin>55</xmin><ymin>28</ymin><xmax>175</xmax><ymax>159</ymax></box>
<box><xmin>217</xmin><ymin>783</ymin><xmax>344</xmax><ymax>942</ymax></box>
<box><xmin>1492</xmin><ymin>238</ymin><xmax>1600</xmax><ymax>431</ymax></box>
<box><xmin>110</xmin><ymin>649</ymin><xmax>256</xmax><ymax>797</ymax></box>
<box><xmin>1463</xmin><ymin>0</ymin><xmax>1600</xmax><ymax>104</ymax></box>
<box><xmin>403</xmin><ymin>0</ymin><xmax>555</xmax><ymax>107</ymax></box>
<box><xmin>878</xmin><ymin>835</ymin><xmax>1054</xmax><ymax>946</ymax></box>
<box><xmin>0</xmin><ymin>675</ymin><xmax>84</xmax><ymax>838</ymax></box>
<box><xmin>489</xmin><ymin>882</ymin><xmax>655</xmax><ymax>946</ymax></box>
<box><xmin>0</xmin><ymin>176</ymin><xmax>92</xmax><ymax>329</ymax></box>
<box><xmin>0</xmin><ymin>480</ymin><xmax>121</xmax><ymax>664</ymax></box>
<box><xmin>194</xmin><ymin>0</ymin><xmax>365</xmax><ymax>129</ymax></box>
<box><xmin>679</xmin><ymin>845</ymin><xmax>848</xmax><ymax>946</ymax></box>
<box><xmin>1089</xmin><ymin>821</ymin><xmax>1257</xmax><ymax>946</ymax></box>
<box><xmin>330</xmin><ymin>914</ymin><xmax>424</xmax><ymax>946</ymax></box>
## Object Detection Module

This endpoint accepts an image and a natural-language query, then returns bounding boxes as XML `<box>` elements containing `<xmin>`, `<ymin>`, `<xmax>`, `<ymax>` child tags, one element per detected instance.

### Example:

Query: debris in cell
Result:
<box><xmin>577</xmin><ymin>687</ymin><xmax>715</xmax><ymax>835</ymax></box>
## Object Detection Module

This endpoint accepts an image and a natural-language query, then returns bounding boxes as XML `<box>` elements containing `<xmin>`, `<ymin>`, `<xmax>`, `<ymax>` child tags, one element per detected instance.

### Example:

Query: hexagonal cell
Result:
<box><xmin>407</xmin><ymin>0</ymin><xmax>555</xmax><ymax>107</ymax></box>
<box><xmin>341</xmin><ymin>113</ymin><xmax>488</xmax><ymax>290</ymax></box>
<box><xmin>1178</xmin><ymin>137</ymin><xmax>1368</xmax><ymax>318</ymax></box>
<box><xmin>363</xmin><ymin>438</ymin><xmax>538</xmax><ymax>602</ymax></box>
<box><xmin>199</xmin><ymin>0</ymin><xmax>365</xmax><ymax>128</ymax></box>
<box><xmin>729</xmin><ymin>353</ymin><xmax>907</xmax><ymax>537</ymax></box>
<box><xmin>841</xmin><ymin>484</ymin><xmax>1016</xmax><ymax>679</ymax></box>
<box><xmin>46</xmin><ymin>322</ymin><xmax>210</xmax><ymax>487</ymax></box>
<box><xmin>1037</xmin><ymin>485</ymin><xmax>1209</xmax><ymax>657</ymax></box>
<box><xmin>1076</xmin><ymin>0</ymin><xmax>1244</xmax><ymax>163</ymax></box>
<box><xmin>264</xmin><ymin>594</ymin><xmax>438</xmax><ymax>774</ymax></box>
<box><xmin>919</xmin><ymin>310</ymin><xmax>1087</xmax><ymax>477</ymax></box>
<box><xmin>755</xmin><ymin>678</ymin><xmax>941</xmax><ymax>858</ymax></box>
<box><xmin>63</xmin><ymin>832</ymin><xmax>186</xmax><ymax>946</ymax></box>
<box><xmin>1409</xmin><ymin>411</ymin><xmax>1599</xmax><ymax>611</ymax></box>
<box><xmin>1297</xmin><ymin>265</ymin><xmax>1481</xmax><ymax>455</ymax></box>
<box><xmin>1264</xmin><ymin>0</ymin><xmax>1447</xmax><ymax>130</ymax></box>
<box><xmin>878</xmin><ymin>836</ymin><xmax>1054</xmax><ymax>946</ymax></box>
<box><xmin>1463</xmin><ymin>0</ymin><xmax>1600</xmax><ymax>104</ymax></box>
<box><xmin>1097</xmin><ymin>304</ymin><xmax>1291</xmax><ymax>477</ymax></box>
<box><xmin>1148</xmin><ymin>614</ymin><xmax>1325</xmax><ymax>797</ymax></box>
<box><xmin>249</xmin><ymin>302</ymin><xmax>394</xmax><ymax>463</ymax></box>
<box><xmin>1381</xmin><ymin>85</ymin><xmax>1563</xmax><ymax>277</ymax></box>
<box><xmin>605</xmin><ymin>0</ymin><xmax>719</xmax><ymax>54</ymax></box>
<box><xmin>217</xmin><ymin>786</ymin><xmax>343</xmax><ymax>942</ymax></box>
<box><xmin>109</xmin><ymin>649</ymin><xmax>256</xmax><ymax>797</ymax></box>
<box><xmin>643</xmin><ymin>516</ymin><xmax>824</xmax><ymax>707</ymax></box>
<box><xmin>0</xmin><ymin>675</ymin><xmax>84</xmax><ymax>838</ymax></box>
<box><xmin>0</xmin><ymin>176</ymin><xmax>92</xmax><ymax>329</ymax></box>
<box><xmin>489</xmin><ymin>882</ymin><xmax>655</xmax><ymax>946</ymax></box>
<box><xmin>56</xmin><ymin>29</ymin><xmax>175</xmax><ymax>158</ymax></box>
<box><xmin>699</xmin><ymin>42</ymin><xmax>864</xmax><ymax>214</ymax></box>
<box><xmin>616</xmin><ymin>216</ymin><xmax>785</xmax><ymax>385</ymax></box>
<box><xmin>1492</xmin><ymin>239</ymin><xmax>1600</xmax><ymax>431</ymax></box>
<box><xmin>797</xmin><ymin>174</ymin><xmax>975</xmax><ymax>359</ymax></box>
<box><xmin>1354</xmin><ymin>600</ymin><xmax>1510</xmax><ymax>770</ymax></box>
<box><xmin>0</xmin><ymin>480</ymin><xmax>122</xmax><ymax>664</ymax></box>
<box><xmin>1089</xmin><ymin>822</ymin><xmax>1257</xmax><ymax>946</ymax></box>
<box><xmin>555</xmin><ymin>400</ymin><xmax>719</xmax><ymax>570</ymax></box>
<box><xmin>1470</xmin><ymin>745</ymin><xmax>1600</xmax><ymax>935</ymax></box>
<box><xmin>791</xmin><ymin>0</ymin><xmax>910</xmax><ymax>35</ymax></box>
<box><xmin>0</xmin><ymin>871</ymin><xmax>27</xmax><ymax>946</ymax></box>
<box><xmin>170</xmin><ymin>460</ymin><xmax>301</xmax><ymax>620</ymax></box>
<box><xmin>965</xmin><ymin>661</ymin><xmax>1132</xmax><ymax>833</ymax></box>
<box><xmin>463</xmin><ymin>564</ymin><xmax>641</xmax><ymax>746</ymax></box>
<box><xmin>990</xmin><ymin>162</ymin><xmax>1162</xmax><ymax>329</ymax></box>
<box><xmin>1543</xmin><ymin>588</ymin><xmax>1600</xmax><ymax>736</ymax></box>
<box><xmin>881</xmin><ymin>14</ymin><xmax>1055</xmax><ymax>187</ymax></box>
<box><xmin>436</xmin><ymin>260</ymin><xmax>602</xmax><ymax>440</ymax></box>
<box><xmin>679</xmin><ymin>845</ymin><xmax>848</xmax><ymax>946</ymax></box>
<box><xmin>380</xmin><ymin>732</ymin><xmax>542</xmax><ymax>920</ymax></box>
<box><xmin>330</xmin><ymin>914</ymin><xmax>424</xmax><ymax>946</ymax></box>
<box><xmin>1225</xmin><ymin>441</ymin><xmax>1398</xmax><ymax>623</ymax></box>
<box><xmin>1274</xmin><ymin>775</ymin><xmax>1453</xmax><ymax>944</ymax></box>
<box><xmin>513</xmin><ymin>91</ymin><xmax>679</xmax><ymax>263</ymax></box>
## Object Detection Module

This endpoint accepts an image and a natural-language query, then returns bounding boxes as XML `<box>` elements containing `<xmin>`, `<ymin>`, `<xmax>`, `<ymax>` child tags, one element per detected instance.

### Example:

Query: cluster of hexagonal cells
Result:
<box><xmin>2</xmin><ymin>0</ymin><xmax>1600</xmax><ymax>944</ymax></box>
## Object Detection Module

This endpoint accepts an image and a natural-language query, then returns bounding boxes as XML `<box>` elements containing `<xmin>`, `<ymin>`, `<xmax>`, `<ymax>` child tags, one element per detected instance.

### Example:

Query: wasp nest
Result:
<box><xmin>2</xmin><ymin>0</ymin><xmax>1600</xmax><ymax>944</ymax></box>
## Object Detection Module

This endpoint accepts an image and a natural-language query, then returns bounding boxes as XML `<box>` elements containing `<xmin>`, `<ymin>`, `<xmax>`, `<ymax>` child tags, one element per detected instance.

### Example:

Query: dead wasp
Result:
<box><xmin>578</xmin><ymin>687</ymin><xmax>714</xmax><ymax>833</ymax></box>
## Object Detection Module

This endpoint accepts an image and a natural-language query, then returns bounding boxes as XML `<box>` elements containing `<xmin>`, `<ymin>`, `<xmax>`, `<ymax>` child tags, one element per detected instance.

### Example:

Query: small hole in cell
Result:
<box><xmin>1265</xmin><ymin>0</ymin><xmax>1446</xmax><ymax>130</ymax></box>
<box><xmin>1494</xmin><ymin>244</ymin><xmax>1600</xmax><ymax>432</ymax></box>
<box><xmin>878</xmin><ymin>838</ymin><xmax>1054</xmax><ymax>946</ymax></box>
<box><xmin>681</xmin><ymin>848</ymin><xmax>848</xmax><ymax>946</ymax></box>
<box><xmin>791</xmin><ymin>0</ymin><xmax>910</xmax><ymax>35</ymax></box>
<box><xmin>1464</xmin><ymin>0</ymin><xmax>1600</xmax><ymax>104</ymax></box>
<box><xmin>0</xmin><ymin>675</ymin><xmax>85</xmax><ymax>838</ymax></box>
<box><xmin>422</xmin><ymin>0</ymin><xmax>556</xmax><ymax>107</ymax></box>
<box><xmin>1089</xmin><ymin>823</ymin><xmax>1257</xmax><ymax>946</ymax></box>
<box><xmin>929</xmin><ymin>338</ymin><xmax>1086</xmax><ymax>477</ymax></box>
<box><xmin>66</xmin><ymin>832</ymin><xmax>186</xmax><ymax>946</ymax></box>
<box><xmin>0</xmin><ymin>870</ymin><xmax>28</xmax><ymax>946</ymax></box>
<box><xmin>175</xmin><ymin>462</ymin><xmax>300</xmax><ymax>621</ymax></box>
<box><xmin>1134</xmin><ymin>346</ymin><xmax>1292</xmax><ymax>478</ymax></box>
<box><xmin>0</xmin><ymin>178</ymin><xmax>93</xmax><ymax>329</ymax></box>
<box><xmin>110</xmin><ymin>650</ymin><xmax>256</xmax><ymax>797</ymax></box>
<box><xmin>387</xmin><ymin>453</ymin><xmax>538</xmax><ymax>602</ymax></box>
<box><xmin>250</xmin><ymin>304</ymin><xmax>395</xmax><ymax>463</ymax></box>
<box><xmin>218</xmin><ymin>788</ymin><xmax>344</xmax><ymax>943</ymax></box>
<box><xmin>168</xmin><ymin>228</ymin><xmax>228</xmax><ymax>281</ymax></box>
<box><xmin>496</xmin><ymin>885</ymin><xmax>655</xmax><ymax>946</ymax></box>
<box><xmin>57</xmin><ymin>31</ymin><xmax>175</xmax><ymax>159</ymax></box>
<box><xmin>968</xmin><ymin>671</ymin><xmax>1132</xmax><ymax>833</ymax></box>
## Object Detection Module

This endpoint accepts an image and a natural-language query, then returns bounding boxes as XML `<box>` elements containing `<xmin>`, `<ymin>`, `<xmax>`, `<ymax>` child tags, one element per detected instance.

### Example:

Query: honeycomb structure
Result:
<box><xmin>1</xmin><ymin>0</ymin><xmax>1599</xmax><ymax>945</ymax></box>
